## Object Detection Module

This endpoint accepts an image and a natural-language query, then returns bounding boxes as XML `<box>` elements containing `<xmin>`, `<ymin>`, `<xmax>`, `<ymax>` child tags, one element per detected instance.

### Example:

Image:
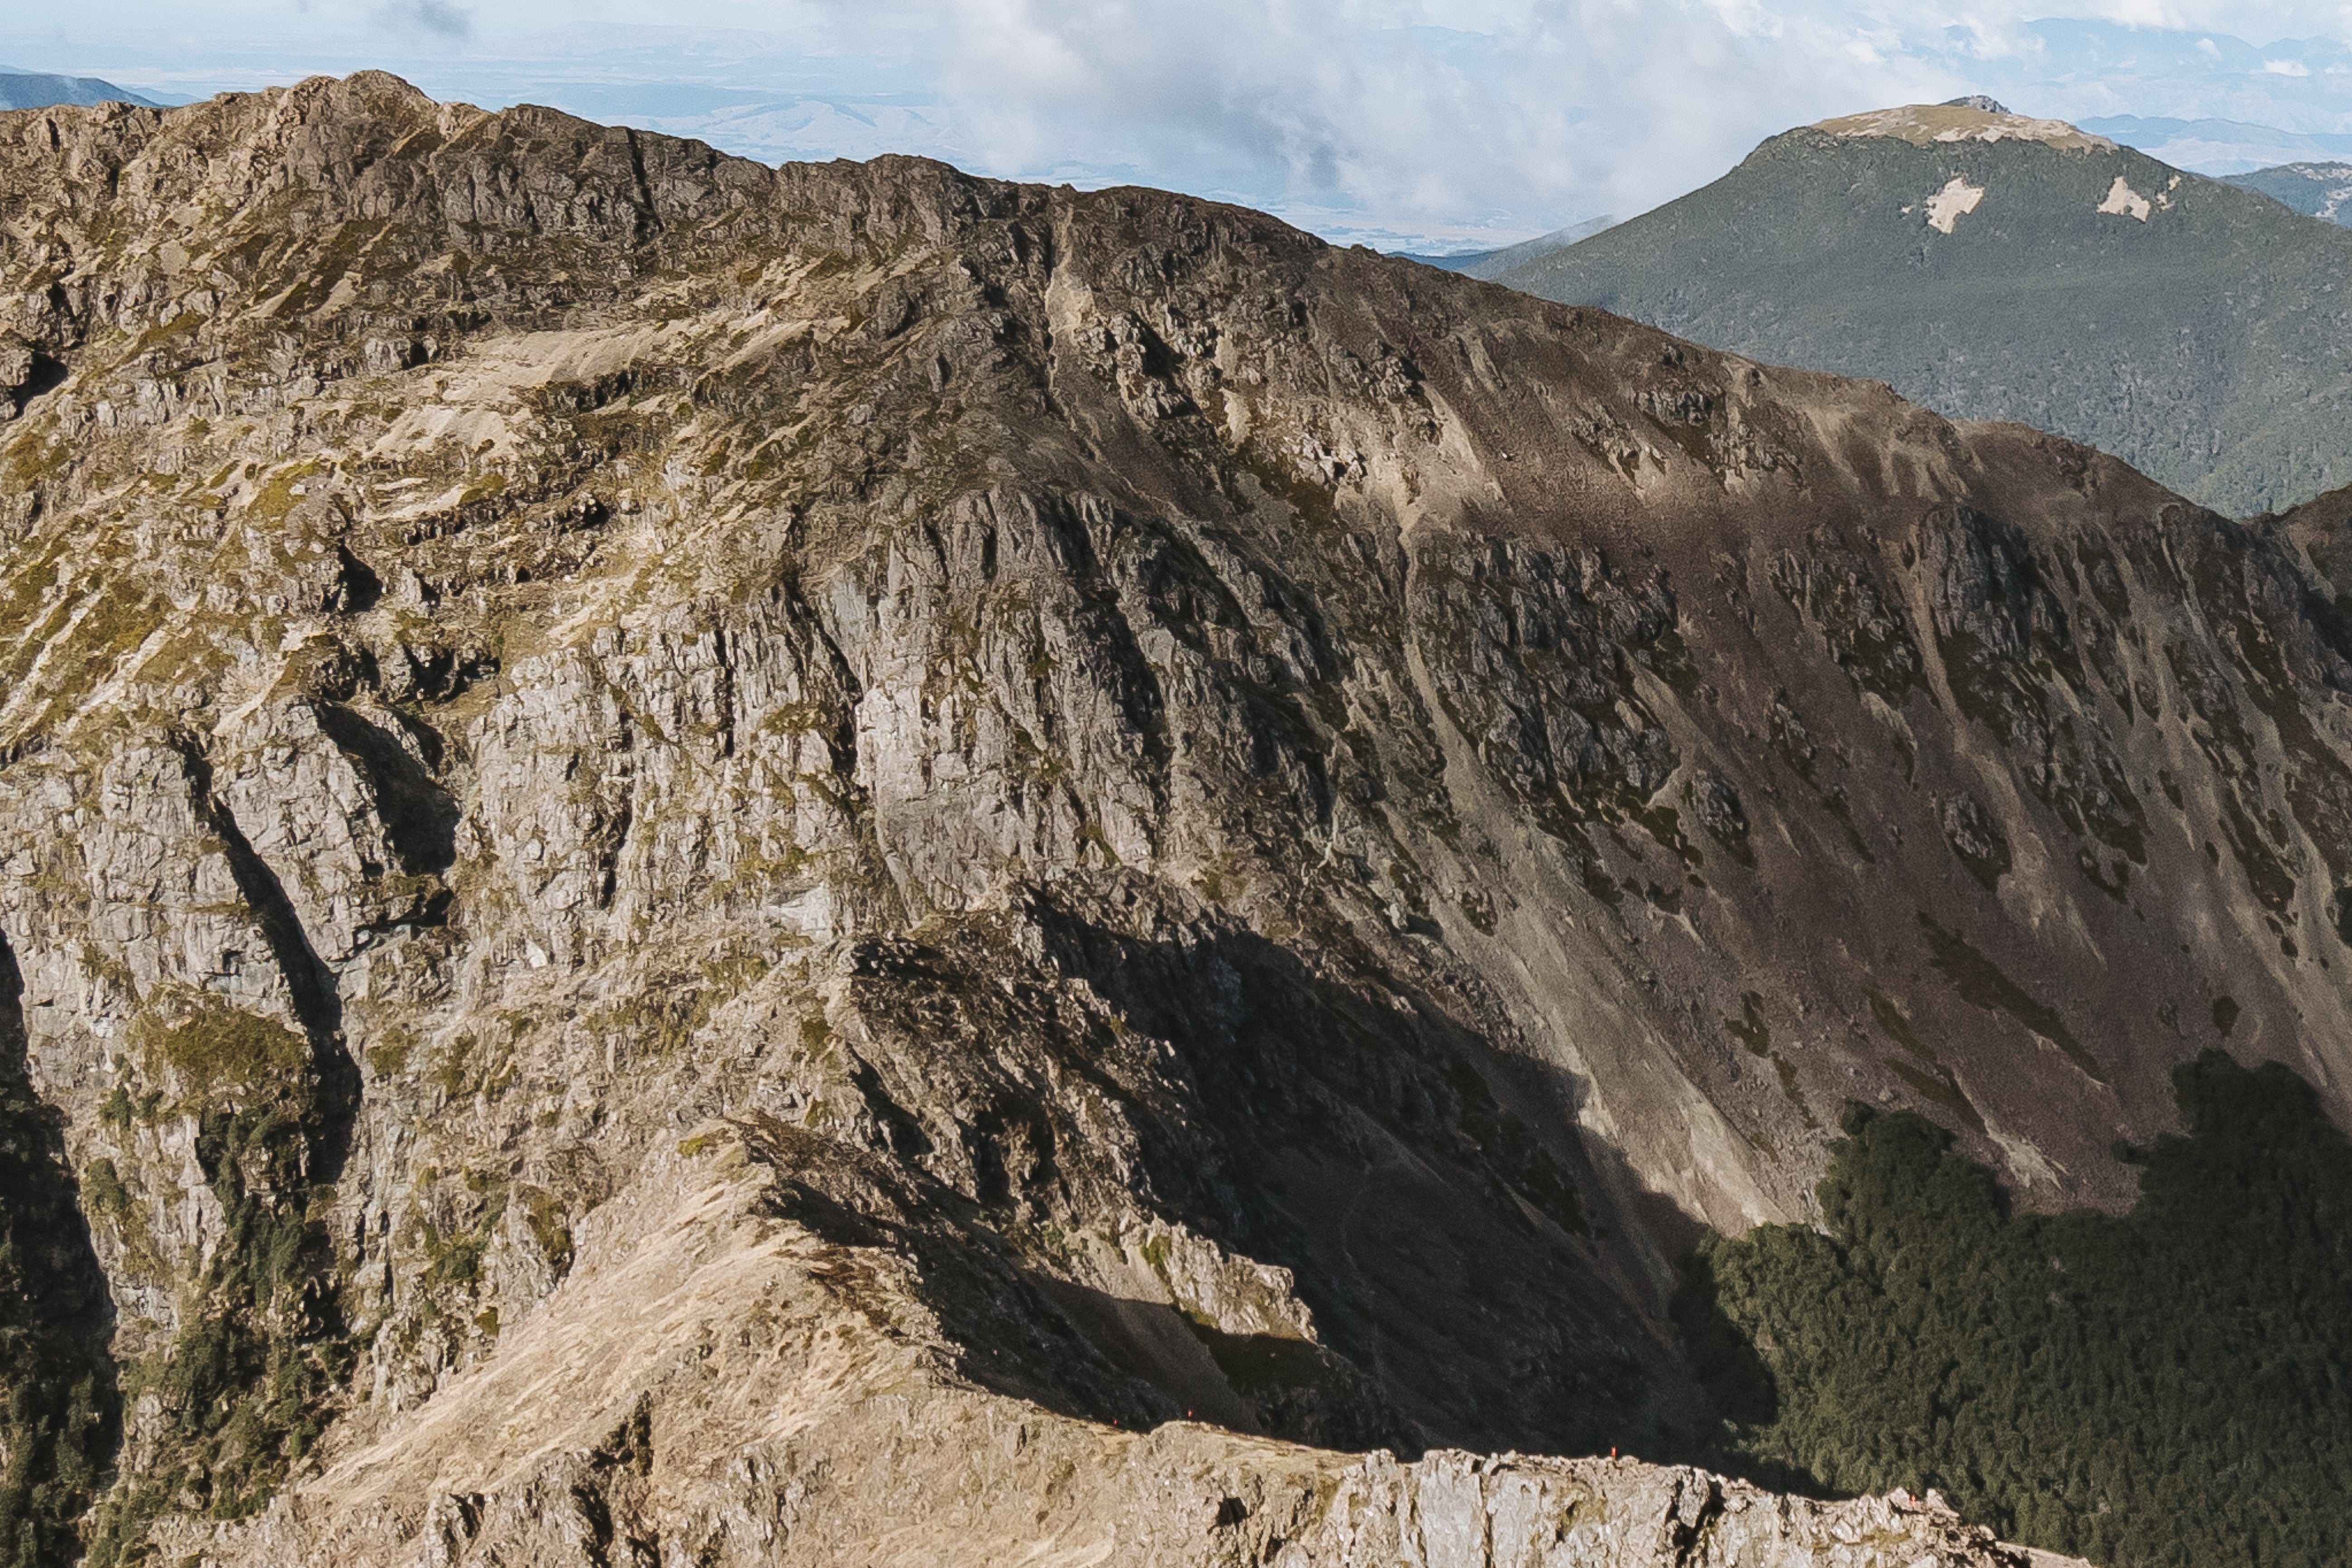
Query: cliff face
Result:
<box><xmin>0</xmin><ymin>71</ymin><xmax>2338</xmax><ymax>1563</ymax></box>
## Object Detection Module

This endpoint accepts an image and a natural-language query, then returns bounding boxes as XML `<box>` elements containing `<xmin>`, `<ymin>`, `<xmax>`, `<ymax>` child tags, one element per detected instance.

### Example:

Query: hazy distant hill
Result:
<box><xmin>2227</xmin><ymin>161</ymin><xmax>2352</xmax><ymax>225</ymax></box>
<box><xmin>2082</xmin><ymin>114</ymin><xmax>2352</xmax><ymax>175</ymax></box>
<box><xmin>1494</xmin><ymin>100</ymin><xmax>2352</xmax><ymax>516</ymax></box>
<box><xmin>0</xmin><ymin>66</ymin><xmax>159</xmax><ymax>110</ymax></box>
<box><xmin>1392</xmin><ymin>215</ymin><xmax>1615</xmax><ymax>274</ymax></box>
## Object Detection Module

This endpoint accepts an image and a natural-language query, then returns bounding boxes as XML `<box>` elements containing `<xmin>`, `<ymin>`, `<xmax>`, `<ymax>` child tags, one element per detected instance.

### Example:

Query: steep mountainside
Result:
<box><xmin>10</xmin><ymin>73</ymin><xmax>2352</xmax><ymax>1563</ymax></box>
<box><xmin>1493</xmin><ymin>101</ymin><xmax>2352</xmax><ymax>517</ymax></box>
<box><xmin>2278</xmin><ymin>480</ymin><xmax>2352</xmax><ymax>604</ymax></box>
<box><xmin>2226</xmin><ymin>160</ymin><xmax>2352</xmax><ymax>225</ymax></box>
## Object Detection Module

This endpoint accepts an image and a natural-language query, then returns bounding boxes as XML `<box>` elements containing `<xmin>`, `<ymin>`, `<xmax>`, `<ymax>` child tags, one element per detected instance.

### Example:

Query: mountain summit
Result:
<box><xmin>1492</xmin><ymin>102</ymin><xmax>2352</xmax><ymax>516</ymax></box>
<box><xmin>1815</xmin><ymin>98</ymin><xmax>2116</xmax><ymax>153</ymax></box>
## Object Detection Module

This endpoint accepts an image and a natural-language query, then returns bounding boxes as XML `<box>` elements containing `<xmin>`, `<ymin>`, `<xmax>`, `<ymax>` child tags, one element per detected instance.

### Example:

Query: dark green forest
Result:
<box><xmin>1677</xmin><ymin>1050</ymin><xmax>2352</xmax><ymax>1567</ymax></box>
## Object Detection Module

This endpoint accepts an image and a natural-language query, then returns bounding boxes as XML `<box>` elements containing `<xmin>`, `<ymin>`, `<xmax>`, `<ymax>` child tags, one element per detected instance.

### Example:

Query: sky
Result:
<box><xmin>6</xmin><ymin>2</ymin><xmax>2352</xmax><ymax>251</ymax></box>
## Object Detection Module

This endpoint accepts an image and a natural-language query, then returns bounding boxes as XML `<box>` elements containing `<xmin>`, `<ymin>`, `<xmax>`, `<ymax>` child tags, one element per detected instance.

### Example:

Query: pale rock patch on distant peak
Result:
<box><xmin>1923</xmin><ymin>177</ymin><xmax>1986</xmax><ymax>235</ymax></box>
<box><xmin>2098</xmin><ymin>175</ymin><xmax>2153</xmax><ymax>222</ymax></box>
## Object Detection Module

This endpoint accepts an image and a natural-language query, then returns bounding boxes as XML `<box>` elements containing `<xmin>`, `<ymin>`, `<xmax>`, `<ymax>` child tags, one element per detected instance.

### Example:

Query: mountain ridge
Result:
<box><xmin>7</xmin><ymin>72</ymin><xmax>2349</xmax><ymax>1564</ymax></box>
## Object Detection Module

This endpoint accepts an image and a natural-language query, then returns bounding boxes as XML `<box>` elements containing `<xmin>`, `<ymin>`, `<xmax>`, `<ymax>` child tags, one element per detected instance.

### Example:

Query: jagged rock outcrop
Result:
<box><xmin>3</xmin><ymin>71</ymin><xmax>2337</xmax><ymax>1562</ymax></box>
<box><xmin>129</xmin><ymin>1120</ymin><xmax>2059</xmax><ymax>1568</ymax></box>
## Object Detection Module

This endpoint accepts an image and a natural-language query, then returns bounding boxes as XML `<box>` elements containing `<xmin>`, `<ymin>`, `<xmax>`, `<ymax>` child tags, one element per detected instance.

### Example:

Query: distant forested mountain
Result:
<box><xmin>2227</xmin><ymin>161</ymin><xmax>2352</xmax><ymax>225</ymax></box>
<box><xmin>1494</xmin><ymin>100</ymin><xmax>2352</xmax><ymax>516</ymax></box>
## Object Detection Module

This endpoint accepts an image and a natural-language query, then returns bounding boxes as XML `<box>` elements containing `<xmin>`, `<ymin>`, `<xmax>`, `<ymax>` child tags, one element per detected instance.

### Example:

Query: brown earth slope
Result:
<box><xmin>0</xmin><ymin>70</ymin><xmax>2328</xmax><ymax>1563</ymax></box>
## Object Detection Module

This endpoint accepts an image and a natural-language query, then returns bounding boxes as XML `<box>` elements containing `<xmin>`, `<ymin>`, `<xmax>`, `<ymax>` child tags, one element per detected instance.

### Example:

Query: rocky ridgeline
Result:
<box><xmin>7</xmin><ymin>70</ymin><xmax>2340</xmax><ymax>1563</ymax></box>
<box><xmin>122</xmin><ymin>1125</ymin><xmax>2057</xmax><ymax>1566</ymax></box>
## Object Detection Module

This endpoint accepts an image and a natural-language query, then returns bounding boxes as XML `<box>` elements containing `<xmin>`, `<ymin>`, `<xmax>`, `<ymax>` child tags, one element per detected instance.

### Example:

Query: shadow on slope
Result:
<box><xmin>1033</xmin><ymin>908</ymin><xmax>1688</xmax><ymax>1456</ymax></box>
<box><xmin>0</xmin><ymin>929</ymin><xmax>120</xmax><ymax>1568</ymax></box>
<box><xmin>735</xmin><ymin>880</ymin><xmax>1710</xmax><ymax>1463</ymax></box>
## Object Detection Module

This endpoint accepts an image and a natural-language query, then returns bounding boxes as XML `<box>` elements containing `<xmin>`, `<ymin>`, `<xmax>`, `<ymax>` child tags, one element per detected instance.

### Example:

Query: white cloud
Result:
<box><xmin>860</xmin><ymin>0</ymin><xmax>1957</xmax><ymax>242</ymax></box>
<box><xmin>7</xmin><ymin>0</ymin><xmax>2352</xmax><ymax>248</ymax></box>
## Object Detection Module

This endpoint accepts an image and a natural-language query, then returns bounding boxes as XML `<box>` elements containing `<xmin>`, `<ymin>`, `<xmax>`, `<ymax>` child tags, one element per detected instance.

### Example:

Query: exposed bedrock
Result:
<box><xmin>0</xmin><ymin>71</ymin><xmax>2320</xmax><ymax>1562</ymax></box>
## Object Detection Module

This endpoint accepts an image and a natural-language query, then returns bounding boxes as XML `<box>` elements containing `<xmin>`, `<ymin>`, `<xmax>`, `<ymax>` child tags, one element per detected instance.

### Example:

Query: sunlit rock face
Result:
<box><xmin>23</xmin><ymin>68</ymin><xmax>2352</xmax><ymax>1565</ymax></box>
